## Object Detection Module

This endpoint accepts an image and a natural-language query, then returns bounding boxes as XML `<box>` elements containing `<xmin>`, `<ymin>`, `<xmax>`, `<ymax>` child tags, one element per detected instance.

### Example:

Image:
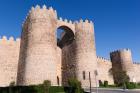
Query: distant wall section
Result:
<box><xmin>97</xmin><ymin>56</ymin><xmax>114</xmax><ymax>85</ymax></box>
<box><xmin>133</xmin><ymin>63</ymin><xmax>140</xmax><ymax>83</ymax></box>
<box><xmin>0</xmin><ymin>36</ymin><xmax>20</xmax><ymax>86</ymax></box>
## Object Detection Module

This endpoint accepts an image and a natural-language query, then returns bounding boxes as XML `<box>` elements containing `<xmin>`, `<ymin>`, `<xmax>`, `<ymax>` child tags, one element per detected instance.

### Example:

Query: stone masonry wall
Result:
<box><xmin>17</xmin><ymin>5</ymin><xmax>58</xmax><ymax>85</ymax></box>
<box><xmin>61</xmin><ymin>40</ymin><xmax>76</xmax><ymax>86</ymax></box>
<box><xmin>75</xmin><ymin>20</ymin><xmax>98</xmax><ymax>88</ymax></box>
<box><xmin>56</xmin><ymin>47</ymin><xmax>62</xmax><ymax>86</ymax></box>
<box><xmin>133</xmin><ymin>64</ymin><xmax>140</xmax><ymax>83</ymax></box>
<box><xmin>0</xmin><ymin>5</ymin><xmax>140</xmax><ymax>88</ymax></box>
<box><xmin>97</xmin><ymin>56</ymin><xmax>114</xmax><ymax>85</ymax></box>
<box><xmin>0</xmin><ymin>36</ymin><xmax>20</xmax><ymax>86</ymax></box>
<box><xmin>110</xmin><ymin>49</ymin><xmax>134</xmax><ymax>82</ymax></box>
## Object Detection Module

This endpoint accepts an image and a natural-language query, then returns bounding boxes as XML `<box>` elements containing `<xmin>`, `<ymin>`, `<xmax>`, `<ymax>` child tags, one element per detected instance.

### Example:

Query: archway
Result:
<box><xmin>56</xmin><ymin>26</ymin><xmax>76</xmax><ymax>86</ymax></box>
<box><xmin>56</xmin><ymin>26</ymin><xmax>75</xmax><ymax>48</ymax></box>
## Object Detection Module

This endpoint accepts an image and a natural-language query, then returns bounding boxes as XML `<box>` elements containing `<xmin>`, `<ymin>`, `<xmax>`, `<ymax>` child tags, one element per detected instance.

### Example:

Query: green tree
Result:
<box><xmin>109</xmin><ymin>68</ymin><xmax>130</xmax><ymax>87</ymax></box>
<box><xmin>68</xmin><ymin>78</ymin><xmax>83</xmax><ymax>93</ymax></box>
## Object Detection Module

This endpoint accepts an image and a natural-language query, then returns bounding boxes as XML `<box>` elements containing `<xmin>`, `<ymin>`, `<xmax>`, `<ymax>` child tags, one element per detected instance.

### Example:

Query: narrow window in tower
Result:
<box><xmin>83</xmin><ymin>71</ymin><xmax>86</xmax><ymax>80</ymax></box>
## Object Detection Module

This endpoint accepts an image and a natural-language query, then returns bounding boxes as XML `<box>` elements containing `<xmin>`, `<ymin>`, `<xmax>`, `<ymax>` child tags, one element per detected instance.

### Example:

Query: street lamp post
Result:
<box><xmin>94</xmin><ymin>70</ymin><xmax>98</xmax><ymax>93</ymax></box>
<box><xmin>89</xmin><ymin>70</ymin><xmax>98</xmax><ymax>93</ymax></box>
<box><xmin>89</xmin><ymin>72</ymin><xmax>92</xmax><ymax>93</ymax></box>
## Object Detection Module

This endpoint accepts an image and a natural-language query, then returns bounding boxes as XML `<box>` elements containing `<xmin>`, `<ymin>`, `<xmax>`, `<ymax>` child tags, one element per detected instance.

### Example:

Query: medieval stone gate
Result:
<box><xmin>17</xmin><ymin>5</ymin><xmax>98</xmax><ymax>88</ymax></box>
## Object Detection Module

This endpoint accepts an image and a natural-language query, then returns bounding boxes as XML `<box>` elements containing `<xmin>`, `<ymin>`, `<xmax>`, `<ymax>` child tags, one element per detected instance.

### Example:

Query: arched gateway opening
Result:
<box><xmin>56</xmin><ymin>26</ymin><xmax>76</xmax><ymax>86</ymax></box>
<box><xmin>57</xmin><ymin>26</ymin><xmax>74</xmax><ymax>48</ymax></box>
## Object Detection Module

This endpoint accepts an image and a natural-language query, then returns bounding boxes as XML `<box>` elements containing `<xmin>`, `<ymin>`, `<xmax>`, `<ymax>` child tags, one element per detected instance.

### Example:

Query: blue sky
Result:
<box><xmin>0</xmin><ymin>0</ymin><xmax>140</xmax><ymax>62</ymax></box>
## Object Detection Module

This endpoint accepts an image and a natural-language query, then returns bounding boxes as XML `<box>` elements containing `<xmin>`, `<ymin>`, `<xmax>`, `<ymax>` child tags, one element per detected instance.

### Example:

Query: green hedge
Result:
<box><xmin>104</xmin><ymin>81</ymin><xmax>108</xmax><ymax>87</ymax></box>
<box><xmin>126</xmin><ymin>82</ymin><xmax>137</xmax><ymax>89</ymax></box>
<box><xmin>0</xmin><ymin>85</ymin><xmax>44</xmax><ymax>93</ymax></box>
<box><xmin>99</xmin><ymin>80</ymin><xmax>104</xmax><ymax>87</ymax></box>
<box><xmin>0</xmin><ymin>85</ymin><xmax>74</xmax><ymax>93</ymax></box>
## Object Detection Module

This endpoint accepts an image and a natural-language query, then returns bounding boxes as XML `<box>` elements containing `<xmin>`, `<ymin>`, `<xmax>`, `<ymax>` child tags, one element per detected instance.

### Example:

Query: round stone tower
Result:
<box><xmin>17</xmin><ymin>5</ymin><xmax>58</xmax><ymax>85</ymax></box>
<box><xmin>110</xmin><ymin>49</ymin><xmax>134</xmax><ymax>82</ymax></box>
<box><xmin>75</xmin><ymin>20</ymin><xmax>98</xmax><ymax>88</ymax></box>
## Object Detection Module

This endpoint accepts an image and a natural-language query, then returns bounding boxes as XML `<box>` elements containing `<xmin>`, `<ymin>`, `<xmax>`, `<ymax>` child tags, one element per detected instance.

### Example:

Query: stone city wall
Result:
<box><xmin>97</xmin><ymin>56</ymin><xmax>114</xmax><ymax>85</ymax></box>
<box><xmin>133</xmin><ymin>63</ymin><xmax>140</xmax><ymax>83</ymax></box>
<box><xmin>0</xmin><ymin>5</ymin><xmax>140</xmax><ymax>88</ymax></box>
<box><xmin>56</xmin><ymin>47</ymin><xmax>62</xmax><ymax>86</ymax></box>
<box><xmin>0</xmin><ymin>36</ymin><xmax>20</xmax><ymax>86</ymax></box>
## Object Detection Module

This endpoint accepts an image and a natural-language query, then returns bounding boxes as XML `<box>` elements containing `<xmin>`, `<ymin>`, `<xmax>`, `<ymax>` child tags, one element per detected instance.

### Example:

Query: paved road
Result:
<box><xmin>95</xmin><ymin>90</ymin><xmax>140</xmax><ymax>93</ymax></box>
<box><xmin>85</xmin><ymin>88</ymin><xmax>140</xmax><ymax>93</ymax></box>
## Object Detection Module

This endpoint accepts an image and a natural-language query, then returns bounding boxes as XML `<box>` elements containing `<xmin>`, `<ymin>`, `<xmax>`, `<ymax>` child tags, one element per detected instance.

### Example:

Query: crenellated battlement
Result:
<box><xmin>133</xmin><ymin>62</ymin><xmax>140</xmax><ymax>65</ymax></box>
<box><xmin>0</xmin><ymin>36</ymin><xmax>20</xmax><ymax>44</ymax></box>
<box><xmin>22</xmin><ymin>5</ymin><xmax>57</xmax><ymax>27</ymax></box>
<box><xmin>110</xmin><ymin>48</ymin><xmax>131</xmax><ymax>55</ymax></box>
<box><xmin>75</xmin><ymin>19</ymin><xmax>94</xmax><ymax>33</ymax></box>
<box><xmin>58</xmin><ymin>17</ymin><xmax>74</xmax><ymax>24</ymax></box>
<box><xmin>75</xmin><ymin>19</ymin><xmax>93</xmax><ymax>24</ymax></box>
<box><xmin>29</xmin><ymin>5</ymin><xmax>57</xmax><ymax>18</ymax></box>
<box><xmin>57</xmin><ymin>17</ymin><xmax>75</xmax><ymax>33</ymax></box>
<box><xmin>75</xmin><ymin>19</ymin><xmax>93</xmax><ymax>26</ymax></box>
<box><xmin>97</xmin><ymin>56</ymin><xmax>111</xmax><ymax>62</ymax></box>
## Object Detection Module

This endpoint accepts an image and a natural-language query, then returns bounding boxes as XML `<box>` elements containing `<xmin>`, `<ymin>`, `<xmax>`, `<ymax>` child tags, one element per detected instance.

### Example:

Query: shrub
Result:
<box><xmin>108</xmin><ymin>84</ymin><xmax>116</xmax><ymax>88</ymax></box>
<box><xmin>126</xmin><ymin>82</ymin><xmax>136</xmax><ymax>89</ymax></box>
<box><xmin>43</xmin><ymin>80</ymin><xmax>51</xmax><ymax>87</ymax></box>
<box><xmin>0</xmin><ymin>86</ymin><xmax>67</xmax><ymax>93</ymax></box>
<box><xmin>9</xmin><ymin>81</ymin><xmax>15</xmax><ymax>87</ymax></box>
<box><xmin>68</xmin><ymin>78</ymin><xmax>83</xmax><ymax>93</ymax></box>
<box><xmin>43</xmin><ymin>80</ymin><xmax>51</xmax><ymax>93</ymax></box>
<box><xmin>99</xmin><ymin>80</ymin><xmax>104</xmax><ymax>87</ymax></box>
<box><xmin>49</xmin><ymin>86</ymin><xmax>65</xmax><ymax>93</ymax></box>
<box><xmin>137</xmin><ymin>82</ymin><xmax>140</xmax><ymax>86</ymax></box>
<box><xmin>104</xmin><ymin>81</ymin><xmax>108</xmax><ymax>87</ymax></box>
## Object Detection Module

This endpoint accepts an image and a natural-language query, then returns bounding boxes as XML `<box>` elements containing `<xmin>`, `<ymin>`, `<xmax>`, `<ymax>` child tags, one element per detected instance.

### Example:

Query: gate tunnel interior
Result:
<box><xmin>56</xmin><ymin>26</ymin><xmax>76</xmax><ymax>86</ymax></box>
<box><xmin>56</xmin><ymin>26</ymin><xmax>75</xmax><ymax>48</ymax></box>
